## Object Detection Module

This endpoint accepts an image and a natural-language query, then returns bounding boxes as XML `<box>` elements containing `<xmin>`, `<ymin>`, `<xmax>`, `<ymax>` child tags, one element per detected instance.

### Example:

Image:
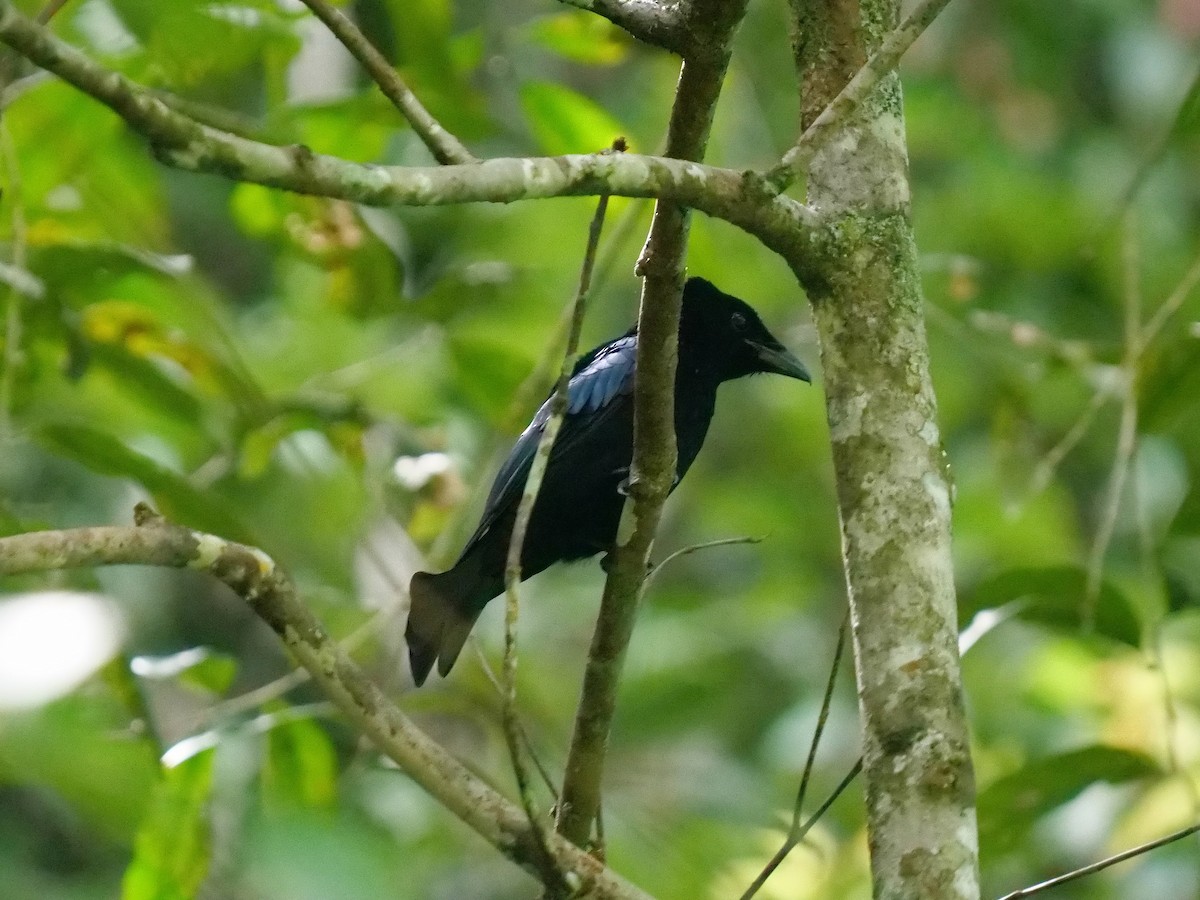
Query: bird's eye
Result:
<box><xmin>730</xmin><ymin>312</ymin><xmax>746</xmax><ymax>331</ymax></box>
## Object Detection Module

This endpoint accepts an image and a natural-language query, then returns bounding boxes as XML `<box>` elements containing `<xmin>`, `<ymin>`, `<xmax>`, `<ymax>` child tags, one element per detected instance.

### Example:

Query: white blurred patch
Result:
<box><xmin>0</xmin><ymin>591</ymin><xmax>125</xmax><ymax>711</ymax></box>
<box><xmin>392</xmin><ymin>452</ymin><xmax>454</xmax><ymax>491</ymax></box>
<box><xmin>129</xmin><ymin>646</ymin><xmax>209</xmax><ymax>680</ymax></box>
<box><xmin>283</xmin><ymin>3</ymin><xmax>355</xmax><ymax>104</ymax></box>
<box><xmin>277</xmin><ymin>429</ymin><xmax>341</xmax><ymax>475</ymax></box>
<box><xmin>74</xmin><ymin>0</ymin><xmax>140</xmax><ymax>56</ymax></box>
<box><xmin>958</xmin><ymin>602</ymin><xmax>1022</xmax><ymax>655</ymax></box>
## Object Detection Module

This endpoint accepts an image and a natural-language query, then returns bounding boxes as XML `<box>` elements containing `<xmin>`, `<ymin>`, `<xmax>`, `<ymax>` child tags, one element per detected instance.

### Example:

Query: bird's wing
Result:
<box><xmin>470</xmin><ymin>335</ymin><xmax>637</xmax><ymax>543</ymax></box>
<box><xmin>564</xmin><ymin>335</ymin><xmax>637</xmax><ymax>416</ymax></box>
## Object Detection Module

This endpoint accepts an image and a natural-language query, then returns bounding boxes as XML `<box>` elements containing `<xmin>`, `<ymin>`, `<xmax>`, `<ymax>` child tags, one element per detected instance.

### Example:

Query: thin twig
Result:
<box><xmin>740</xmin><ymin>616</ymin><xmax>850</xmax><ymax>900</ymax></box>
<box><xmin>150</xmin><ymin>89</ymin><xmax>271</xmax><ymax>143</ymax></box>
<box><xmin>296</xmin><ymin>0</ymin><xmax>474</xmax><ymax>165</ymax></box>
<box><xmin>643</xmin><ymin>535</ymin><xmax>763</xmax><ymax>589</ymax></box>
<box><xmin>1098</xmin><ymin>61</ymin><xmax>1200</xmax><ymax>241</ymax></box>
<box><xmin>790</xmin><ymin>617</ymin><xmax>849</xmax><ymax>828</ymax></box>
<box><xmin>0</xmin><ymin>121</ymin><xmax>26</xmax><ymax>436</ymax></box>
<box><xmin>741</xmin><ymin>758</ymin><xmax>865</xmax><ymax>900</ymax></box>
<box><xmin>1080</xmin><ymin>383</ymin><xmax>1136</xmax><ymax>629</ymax></box>
<box><xmin>1082</xmin><ymin>216</ymin><xmax>1141</xmax><ymax>628</ymax></box>
<box><xmin>995</xmin><ymin>821</ymin><xmax>1200</xmax><ymax>900</ymax></box>
<box><xmin>472</xmin><ymin>642</ymin><xmax>560</xmax><ymax>800</ymax></box>
<box><xmin>197</xmin><ymin>667</ymin><xmax>309</xmax><ymax>727</ymax></box>
<box><xmin>772</xmin><ymin>0</ymin><xmax>956</xmax><ymax>186</ymax></box>
<box><xmin>1141</xmin><ymin>250</ymin><xmax>1200</xmax><ymax>348</ymax></box>
<box><xmin>34</xmin><ymin>0</ymin><xmax>70</xmax><ymax>23</ymax></box>
<box><xmin>966</xmin><ymin>310</ymin><xmax>1094</xmax><ymax>376</ymax></box>
<box><xmin>196</xmin><ymin>587</ymin><xmax>405</xmax><ymax>729</ymax></box>
<box><xmin>502</xmin><ymin>171</ymin><xmax>615</xmax><ymax>889</ymax></box>
<box><xmin>1028</xmin><ymin>386</ymin><xmax>1113</xmax><ymax>499</ymax></box>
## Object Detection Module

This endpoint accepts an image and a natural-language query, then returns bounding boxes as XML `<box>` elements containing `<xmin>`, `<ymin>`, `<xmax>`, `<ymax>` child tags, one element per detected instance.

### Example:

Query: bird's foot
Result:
<box><xmin>616</xmin><ymin>472</ymin><xmax>632</xmax><ymax>497</ymax></box>
<box><xmin>616</xmin><ymin>471</ymin><xmax>678</xmax><ymax>498</ymax></box>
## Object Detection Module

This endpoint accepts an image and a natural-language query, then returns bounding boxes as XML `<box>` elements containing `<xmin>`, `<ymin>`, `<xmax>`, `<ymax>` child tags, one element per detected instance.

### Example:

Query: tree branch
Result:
<box><xmin>296</xmin><ymin>0</ymin><xmax>475</xmax><ymax>165</ymax></box>
<box><xmin>555</xmin><ymin>0</ymin><xmax>752</xmax><ymax>849</ymax></box>
<box><xmin>773</xmin><ymin>0</ymin><xmax>955</xmax><ymax>188</ymax></box>
<box><xmin>0</xmin><ymin>0</ymin><xmax>815</xmax><ymax>264</ymax></box>
<box><xmin>0</xmin><ymin>517</ymin><xmax>652</xmax><ymax>900</ymax></box>
<box><xmin>555</xmin><ymin>0</ymin><xmax>687</xmax><ymax>56</ymax></box>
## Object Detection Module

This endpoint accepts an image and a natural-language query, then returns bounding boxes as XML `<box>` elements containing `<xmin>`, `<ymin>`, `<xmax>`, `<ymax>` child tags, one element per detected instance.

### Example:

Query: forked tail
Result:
<box><xmin>405</xmin><ymin>565</ymin><xmax>489</xmax><ymax>686</ymax></box>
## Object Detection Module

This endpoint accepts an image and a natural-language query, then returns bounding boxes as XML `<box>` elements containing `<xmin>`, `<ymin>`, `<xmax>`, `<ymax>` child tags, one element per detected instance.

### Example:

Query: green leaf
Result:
<box><xmin>525</xmin><ymin>12</ymin><xmax>630</xmax><ymax>66</ymax></box>
<box><xmin>31</xmin><ymin>241</ymin><xmax>193</xmax><ymax>283</ymax></box>
<box><xmin>37</xmin><ymin>424</ymin><xmax>252</xmax><ymax>544</ymax></box>
<box><xmin>109</xmin><ymin>0</ymin><xmax>300</xmax><ymax>87</ymax></box>
<box><xmin>1140</xmin><ymin>338</ymin><xmax>1200</xmax><ymax>433</ymax></box>
<box><xmin>965</xmin><ymin>566</ymin><xmax>1143</xmax><ymax>647</ymax></box>
<box><xmin>386</xmin><ymin>0</ymin><xmax>453</xmax><ymax>77</ymax></box>
<box><xmin>520</xmin><ymin>82</ymin><xmax>627</xmax><ymax>155</ymax></box>
<box><xmin>978</xmin><ymin>745</ymin><xmax>1159</xmax><ymax>853</ymax></box>
<box><xmin>122</xmin><ymin>752</ymin><xmax>214</xmax><ymax>900</ymax></box>
<box><xmin>261</xmin><ymin>709</ymin><xmax>337</xmax><ymax>811</ymax></box>
<box><xmin>83</xmin><ymin>341</ymin><xmax>206</xmax><ymax>425</ymax></box>
<box><xmin>8</xmin><ymin>82</ymin><xmax>169</xmax><ymax>246</ymax></box>
<box><xmin>0</xmin><ymin>693</ymin><xmax>158</xmax><ymax>841</ymax></box>
<box><xmin>229</xmin><ymin>183</ymin><xmax>289</xmax><ymax>238</ymax></box>
<box><xmin>281</xmin><ymin>94</ymin><xmax>395</xmax><ymax>162</ymax></box>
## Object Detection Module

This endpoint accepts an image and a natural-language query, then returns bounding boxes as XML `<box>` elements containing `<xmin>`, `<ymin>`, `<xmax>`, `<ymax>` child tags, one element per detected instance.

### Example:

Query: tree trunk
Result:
<box><xmin>790</xmin><ymin>1</ymin><xmax>981</xmax><ymax>897</ymax></box>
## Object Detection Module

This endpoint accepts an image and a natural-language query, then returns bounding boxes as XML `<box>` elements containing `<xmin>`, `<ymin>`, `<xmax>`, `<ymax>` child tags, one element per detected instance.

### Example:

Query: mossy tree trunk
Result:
<box><xmin>787</xmin><ymin>1</ymin><xmax>980</xmax><ymax>897</ymax></box>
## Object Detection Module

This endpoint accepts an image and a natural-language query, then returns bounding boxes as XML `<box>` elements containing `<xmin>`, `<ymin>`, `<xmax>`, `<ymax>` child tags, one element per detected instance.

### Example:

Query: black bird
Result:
<box><xmin>406</xmin><ymin>277</ymin><xmax>810</xmax><ymax>685</ymax></box>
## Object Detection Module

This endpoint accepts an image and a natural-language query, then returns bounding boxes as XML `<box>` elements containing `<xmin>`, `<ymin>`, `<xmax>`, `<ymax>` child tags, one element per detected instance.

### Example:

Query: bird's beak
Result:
<box><xmin>751</xmin><ymin>341</ymin><xmax>811</xmax><ymax>383</ymax></box>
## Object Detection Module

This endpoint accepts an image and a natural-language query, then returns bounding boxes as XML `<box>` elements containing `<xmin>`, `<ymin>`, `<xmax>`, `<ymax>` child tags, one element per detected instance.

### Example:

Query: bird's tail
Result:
<box><xmin>405</xmin><ymin>564</ymin><xmax>488</xmax><ymax>686</ymax></box>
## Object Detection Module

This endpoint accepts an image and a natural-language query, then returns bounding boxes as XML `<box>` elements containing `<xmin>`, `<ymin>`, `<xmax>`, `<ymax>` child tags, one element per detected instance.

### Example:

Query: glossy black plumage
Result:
<box><xmin>405</xmin><ymin>278</ymin><xmax>810</xmax><ymax>685</ymax></box>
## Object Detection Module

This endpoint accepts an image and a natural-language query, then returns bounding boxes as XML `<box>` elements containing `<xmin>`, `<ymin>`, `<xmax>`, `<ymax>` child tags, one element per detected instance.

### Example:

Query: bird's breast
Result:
<box><xmin>673</xmin><ymin>386</ymin><xmax>718</xmax><ymax>479</ymax></box>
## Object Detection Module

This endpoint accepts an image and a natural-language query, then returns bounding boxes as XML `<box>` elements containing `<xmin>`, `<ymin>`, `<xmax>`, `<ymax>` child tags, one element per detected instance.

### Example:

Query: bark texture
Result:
<box><xmin>789</xmin><ymin>1</ymin><xmax>981</xmax><ymax>898</ymax></box>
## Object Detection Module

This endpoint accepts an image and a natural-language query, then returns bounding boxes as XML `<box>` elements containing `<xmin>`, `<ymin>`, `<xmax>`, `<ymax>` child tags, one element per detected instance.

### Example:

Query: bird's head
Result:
<box><xmin>679</xmin><ymin>277</ymin><xmax>811</xmax><ymax>384</ymax></box>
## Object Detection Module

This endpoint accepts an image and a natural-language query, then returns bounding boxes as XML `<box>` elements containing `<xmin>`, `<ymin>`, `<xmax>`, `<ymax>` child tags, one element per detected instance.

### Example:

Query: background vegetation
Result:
<box><xmin>1</xmin><ymin>0</ymin><xmax>1199</xmax><ymax>897</ymax></box>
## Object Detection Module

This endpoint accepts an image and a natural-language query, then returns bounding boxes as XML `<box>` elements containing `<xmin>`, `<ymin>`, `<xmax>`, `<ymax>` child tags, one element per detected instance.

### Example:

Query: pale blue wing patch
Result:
<box><xmin>567</xmin><ymin>336</ymin><xmax>636</xmax><ymax>415</ymax></box>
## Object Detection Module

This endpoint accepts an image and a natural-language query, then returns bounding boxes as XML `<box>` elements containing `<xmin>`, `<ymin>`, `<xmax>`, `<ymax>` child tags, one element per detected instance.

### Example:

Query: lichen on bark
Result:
<box><xmin>786</xmin><ymin>1</ymin><xmax>981</xmax><ymax>898</ymax></box>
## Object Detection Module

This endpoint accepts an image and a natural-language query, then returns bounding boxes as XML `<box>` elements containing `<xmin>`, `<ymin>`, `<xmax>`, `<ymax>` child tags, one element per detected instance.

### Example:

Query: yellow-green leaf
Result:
<box><xmin>520</xmin><ymin>81</ymin><xmax>627</xmax><ymax>156</ymax></box>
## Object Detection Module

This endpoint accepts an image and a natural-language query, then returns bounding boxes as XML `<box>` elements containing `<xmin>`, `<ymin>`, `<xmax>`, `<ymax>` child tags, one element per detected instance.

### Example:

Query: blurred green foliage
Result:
<box><xmin>0</xmin><ymin>0</ymin><xmax>1199</xmax><ymax>898</ymax></box>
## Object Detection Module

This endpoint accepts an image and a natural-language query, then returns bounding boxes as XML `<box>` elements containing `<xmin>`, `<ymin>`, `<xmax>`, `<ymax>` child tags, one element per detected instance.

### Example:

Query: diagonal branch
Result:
<box><xmin>0</xmin><ymin>515</ymin><xmax>652</xmax><ymax>900</ymax></box>
<box><xmin>1082</xmin><ymin>216</ymin><xmax>1142</xmax><ymax>627</ymax></box>
<box><xmin>996</xmin><ymin>821</ymin><xmax>1200</xmax><ymax>900</ymax></box>
<box><xmin>772</xmin><ymin>0</ymin><xmax>955</xmax><ymax>188</ymax></box>
<box><xmin>296</xmin><ymin>0</ymin><xmax>474</xmax><ymax>165</ymax></box>
<box><xmin>556</xmin><ymin>0</ymin><xmax>686</xmax><ymax>56</ymax></box>
<box><xmin>0</xmin><ymin>0</ymin><xmax>816</xmax><ymax>264</ymax></box>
